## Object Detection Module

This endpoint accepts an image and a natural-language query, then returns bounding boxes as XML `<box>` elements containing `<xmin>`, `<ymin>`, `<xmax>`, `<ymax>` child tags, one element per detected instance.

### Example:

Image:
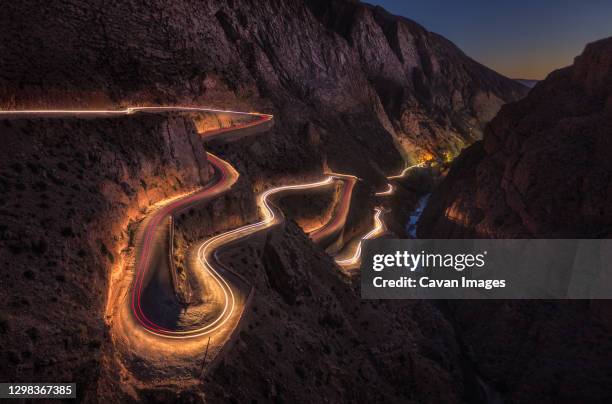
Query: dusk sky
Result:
<box><xmin>367</xmin><ymin>0</ymin><xmax>612</xmax><ymax>79</ymax></box>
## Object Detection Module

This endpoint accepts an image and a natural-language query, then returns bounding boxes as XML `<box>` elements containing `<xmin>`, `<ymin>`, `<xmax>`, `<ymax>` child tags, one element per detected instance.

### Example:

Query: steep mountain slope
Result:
<box><xmin>0</xmin><ymin>0</ymin><xmax>526</xmax><ymax>183</ymax></box>
<box><xmin>307</xmin><ymin>0</ymin><xmax>527</xmax><ymax>160</ymax></box>
<box><xmin>0</xmin><ymin>0</ymin><xmax>530</xmax><ymax>401</ymax></box>
<box><xmin>419</xmin><ymin>37</ymin><xmax>612</xmax><ymax>402</ymax></box>
<box><xmin>0</xmin><ymin>115</ymin><xmax>469</xmax><ymax>402</ymax></box>
<box><xmin>0</xmin><ymin>115</ymin><xmax>212</xmax><ymax>399</ymax></box>
<box><xmin>419</xmin><ymin>37</ymin><xmax>612</xmax><ymax>238</ymax></box>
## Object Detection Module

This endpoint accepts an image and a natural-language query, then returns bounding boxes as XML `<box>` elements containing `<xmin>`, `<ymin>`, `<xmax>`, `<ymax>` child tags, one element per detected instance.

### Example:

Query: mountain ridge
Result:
<box><xmin>0</xmin><ymin>0</ymin><xmax>527</xmax><ymax>177</ymax></box>
<box><xmin>417</xmin><ymin>36</ymin><xmax>612</xmax><ymax>402</ymax></box>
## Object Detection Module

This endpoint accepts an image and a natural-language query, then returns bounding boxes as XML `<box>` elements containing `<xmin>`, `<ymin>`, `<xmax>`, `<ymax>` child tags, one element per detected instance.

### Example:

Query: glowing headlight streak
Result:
<box><xmin>375</xmin><ymin>184</ymin><xmax>395</xmax><ymax>196</ymax></box>
<box><xmin>0</xmin><ymin>106</ymin><xmax>271</xmax><ymax>340</ymax></box>
<box><xmin>309</xmin><ymin>173</ymin><xmax>357</xmax><ymax>245</ymax></box>
<box><xmin>387</xmin><ymin>162</ymin><xmax>426</xmax><ymax>180</ymax></box>
<box><xmin>0</xmin><ymin>106</ymin><xmax>273</xmax><ymax>119</ymax></box>
<box><xmin>0</xmin><ymin>106</ymin><xmax>273</xmax><ymax>141</ymax></box>
<box><xmin>334</xmin><ymin>207</ymin><xmax>386</xmax><ymax>268</ymax></box>
<box><xmin>136</xmin><ymin>175</ymin><xmax>335</xmax><ymax>339</ymax></box>
<box><xmin>131</xmin><ymin>152</ymin><xmax>241</xmax><ymax>338</ymax></box>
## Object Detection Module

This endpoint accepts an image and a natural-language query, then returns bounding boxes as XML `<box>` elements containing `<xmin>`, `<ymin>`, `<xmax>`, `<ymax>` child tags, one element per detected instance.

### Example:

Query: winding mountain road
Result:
<box><xmin>334</xmin><ymin>207</ymin><xmax>387</xmax><ymax>270</ymax></box>
<box><xmin>0</xmin><ymin>106</ymin><xmax>273</xmax><ymax>145</ymax></box>
<box><xmin>387</xmin><ymin>162</ymin><xmax>426</xmax><ymax>180</ymax></box>
<box><xmin>132</xmin><ymin>152</ymin><xmax>243</xmax><ymax>338</ymax></box>
<box><xmin>0</xmin><ymin>106</ymin><xmax>270</xmax><ymax>341</ymax></box>
<box><xmin>0</xmin><ymin>105</ymin><xmax>387</xmax><ymax>363</ymax></box>
<box><xmin>375</xmin><ymin>184</ymin><xmax>395</xmax><ymax>196</ymax></box>
<box><xmin>309</xmin><ymin>174</ymin><xmax>358</xmax><ymax>248</ymax></box>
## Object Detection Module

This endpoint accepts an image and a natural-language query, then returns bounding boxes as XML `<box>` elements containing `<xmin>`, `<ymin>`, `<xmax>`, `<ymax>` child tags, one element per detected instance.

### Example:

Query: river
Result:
<box><xmin>406</xmin><ymin>193</ymin><xmax>431</xmax><ymax>238</ymax></box>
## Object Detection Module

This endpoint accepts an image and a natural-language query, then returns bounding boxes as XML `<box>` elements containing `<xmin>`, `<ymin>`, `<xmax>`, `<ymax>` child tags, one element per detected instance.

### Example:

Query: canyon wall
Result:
<box><xmin>418</xmin><ymin>37</ymin><xmax>612</xmax><ymax>402</ymax></box>
<box><xmin>0</xmin><ymin>114</ymin><xmax>210</xmax><ymax>400</ymax></box>
<box><xmin>0</xmin><ymin>0</ymin><xmax>526</xmax><ymax>184</ymax></box>
<box><xmin>419</xmin><ymin>37</ymin><xmax>612</xmax><ymax>238</ymax></box>
<box><xmin>201</xmin><ymin>222</ymin><xmax>467</xmax><ymax>403</ymax></box>
<box><xmin>0</xmin><ymin>0</ymin><xmax>534</xmax><ymax>401</ymax></box>
<box><xmin>0</xmin><ymin>115</ymin><xmax>474</xmax><ymax>402</ymax></box>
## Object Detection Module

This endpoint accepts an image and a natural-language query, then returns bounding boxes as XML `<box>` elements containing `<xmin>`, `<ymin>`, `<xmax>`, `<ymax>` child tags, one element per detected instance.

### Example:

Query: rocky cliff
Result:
<box><xmin>0</xmin><ymin>114</ymin><xmax>211</xmax><ymax>399</ymax></box>
<box><xmin>419</xmin><ymin>37</ymin><xmax>612</xmax><ymax>402</ymax></box>
<box><xmin>0</xmin><ymin>0</ymin><xmax>532</xmax><ymax>401</ymax></box>
<box><xmin>0</xmin><ymin>0</ymin><xmax>526</xmax><ymax>183</ymax></box>
<box><xmin>195</xmin><ymin>222</ymin><xmax>468</xmax><ymax>403</ymax></box>
<box><xmin>419</xmin><ymin>37</ymin><xmax>612</xmax><ymax>238</ymax></box>
<box><xmin>0</xmin><ymin>115</ymin><xmax>472</xmax><ymax>402</ymax></box>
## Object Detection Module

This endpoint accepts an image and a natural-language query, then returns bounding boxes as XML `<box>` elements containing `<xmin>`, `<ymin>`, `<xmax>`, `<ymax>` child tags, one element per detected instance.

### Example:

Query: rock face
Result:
<box><xmin>419</xmin><ymin>37</ymin><xmax>612</xmax><ymax>238</ymax></box>
<box><xmin>419</xmin><ymin>38</ymin><xmax>612</xmax><ymax>402</ymax></box>
<box><xmin>0</xmin><ymin>114</ymin><xmax>469</xmax><ymax>402</ymax></box>
<box><xmin>204</xmin><ymin>222</ymin><xmax>467</xmax><ymax>403</ymax></box>
<box><xmin>0</xmin><ymin>0</ymin><xmax>526</xmax><ymax>182</ymax></box>
<box><xmin>0</xmin><ymin>0</ymin><xmax>530</xmax><ymax>401</ymax></box>
<box><xmin>307</xmin><ymin>1</ymin><xmax>527</xmax><ymax>160</ymax></box>
<box><xmin>0</xmin><ymin>115</ymin><xmax>211</xmax><ymax>399</ymax></box>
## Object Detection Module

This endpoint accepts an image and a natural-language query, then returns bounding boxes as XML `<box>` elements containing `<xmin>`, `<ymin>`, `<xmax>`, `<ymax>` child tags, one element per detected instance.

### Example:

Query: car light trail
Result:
<box><xmin>133</xmin><ymin>170</ymin><xmax>335</xmax><ymax>338</ymax></box>
<box><xmin>0</xmin><ymin>106</ymin><xmax>273</xmax><ymax>140</ymax></box>
<box><xmin>0</xmin><ymin>106</ymin><xmax>272</xmax><ymax>341</ymax></box>
<box><xmin>139</xmin><ymin>176</ymin><xmax>336</xmax><ymax>339</ymax></box>
<box><xmin>334</xmin><ymin>207</ymin><xmax>386</xmax><ymax>268</ymax></box>
<box><xmin>131</xmin><ymin>152</ymin><xmax>241</xmax><ymax>337</ymax></box>
<box><xmin>0</xmin><ymin>106</ymin><xmax>365</xmax><ymax>342</ymax></box>
<box><xmin>375</xmin><ymin>184</ymin><xmax>395</xmax><ymax>196</ymax></box>
<box><xmin>387</xmin><ymin>162</ymin><xmax>426</xmax><ymax>180</ymax></box>
<box><xmin>309</xmin><ymin>174</ymin><xmax>357</xmax><ymax>246</ymax></box>
<box><xmin>0</xmin><ymin>106</ymin><xmax>273</xmax><ymax>118</ymax></box>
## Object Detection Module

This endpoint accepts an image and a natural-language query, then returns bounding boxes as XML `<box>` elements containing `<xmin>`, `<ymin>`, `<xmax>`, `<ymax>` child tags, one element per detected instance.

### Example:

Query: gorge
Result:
<box><xmin>2</xmin><ymin>1</ymin><xmax>610</xmax><ymax>403</ymax></box>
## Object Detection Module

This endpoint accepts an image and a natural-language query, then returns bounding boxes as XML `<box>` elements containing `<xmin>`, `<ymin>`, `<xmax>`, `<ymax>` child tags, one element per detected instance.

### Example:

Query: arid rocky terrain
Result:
<box><xmin>419</xmin><ymin>37</ymin><xmax>612</xmax><ymax>238</ymax></box>
<box><xmin>0</xmin><ymin>0</ymin><xmax>542</xmax><ymax>402</ymax></box>
<box><xmin>0</xmin><ymin>0</ymin><xmax>526</xmax><ymax>179</ymax></box>
<box><xmin>419</xmin><ymin>37</ymin><xmax>612</xmax><ymax>402</ymax></box>
<box><xmin>0</xmin><ymin>115</ymin><xmax>212</xmax><ymax>398</ymax></box>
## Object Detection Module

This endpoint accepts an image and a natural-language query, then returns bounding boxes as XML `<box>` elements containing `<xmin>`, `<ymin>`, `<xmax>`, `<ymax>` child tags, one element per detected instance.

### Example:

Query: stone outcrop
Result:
<box><xmin>0</xmin><ymin>114</ymin><xmax>211</xmax><ymax>399</ymax></box>
<box><xmin>0</xmin><ymin>0</ymin><xmax>526</xmax><ymax>184</ymax></box>
<box><xmin>419</xmin><ymin>37</ymin><xmax>612</xmax><ymax>238</ymax></box>
<box><xmin>418</xmin><ymin>37</ymin><xmax>612</xmax><ymax>402</ymax></box>
<box><xmin>0</xmin><ymin>0</ymin><xmax>532</xmax><ymax>401</ymax></box>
